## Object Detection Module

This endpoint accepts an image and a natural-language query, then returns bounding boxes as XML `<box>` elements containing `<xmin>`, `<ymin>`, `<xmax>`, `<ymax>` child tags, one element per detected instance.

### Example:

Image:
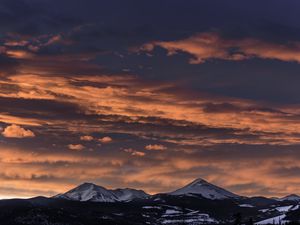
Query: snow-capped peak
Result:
<box><xmin>169</xmin><ymin>178</ymin><xmax>240</xmax><ymax>200</ymax></box>
<box><xmin>54</xmin><ymin>183</ymin><xmax>149</xmax><ymax>202</ymax></box>
<box><xmin>278</xmin><ymin>194</ymin><xmax>300</xmax><ymax>202</ymax></box>
<box><xmin>58</xmin><ymin>182</ymin><xmax>118</xmax><ymax>202</ymax></box>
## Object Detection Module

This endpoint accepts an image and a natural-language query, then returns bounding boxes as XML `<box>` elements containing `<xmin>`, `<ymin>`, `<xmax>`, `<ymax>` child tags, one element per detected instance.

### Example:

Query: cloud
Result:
<box><xmin>1</xmin><ymin>34</ymin><xmax>300</xmax><ymax>197</ymax></box>
<box><xmin>80</xmin><ymin>135</ymin><xmax>93</xmax><ymax>141</ymax></box>
<box><xmin>6</xmin><ymin>50</ymin><xmax>35</xmax><ymax>59</ymax></box>
<box><xmin>124</xmin><ymin>148</ymin><xmax>145</xmax><ymax>157</ymax></box>
<box><xmin>0</xmin><ymin>113</ymin><xmax>49</xmax><ymax>126</ymax></box>
<box><xmin>3</xmin><ymin>140</ymin><xmax>300</xmax><ymax>197</ymax></box>
<box><xmin>4</xmin><ymin>40</ymin><xmax>29</xmax><ymax>47</ymax></box>
<box><xmin>1</xmin><ymin>74</ymin><xmax>300</xmax><ymax>146</ymax></box>
<box><xmin>1</xmin><ymin>124</ymin><xmax>35</xmax><ymax>138</ymax></box>
<box><xmin>145</xmin><ymin>144</ymin><xmax>167</xmax><ymax>151</ymax></box>
<box><xmin>141</xmin><ymin>32</ymin><xmax>300</xmax><ymax>64</ymax></box>
<box><xmin>98</xmin><ymin>136</ymin><xmax>112</xmax><ymax>143</ymax></box>
<box><xmin>68</xmin><ymin>144</ymin><xmax>85</xmax><ymax>151</ymax></box>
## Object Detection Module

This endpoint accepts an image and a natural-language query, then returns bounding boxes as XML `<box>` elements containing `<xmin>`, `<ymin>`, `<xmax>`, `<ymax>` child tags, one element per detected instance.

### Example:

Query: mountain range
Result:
<box><xmin>54</xmin><ymin>182</ymin><xmax>149</xmax><ymax>202</ymax></box>
<box><xmin>54</xmin><ymin>178</ymin><xmax>241</xmax><ymax>202</ymax></box>
<box><xmin>1</xmin><ymin>178</ymin><xmax>300</xmax><ymax>225</ymax></box>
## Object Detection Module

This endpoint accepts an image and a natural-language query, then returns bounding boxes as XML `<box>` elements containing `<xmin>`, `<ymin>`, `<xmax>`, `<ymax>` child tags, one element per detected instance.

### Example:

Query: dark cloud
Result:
<box><xmin>202</xmin><ymin>102</ymin><xmax>287</xmax><ymax>115</ymax></box>
<box><xmin>0</xmin><ymin>54</ymin><xmax>19</xmax><ymax>75</ymax></box>
<box><xmin>0</xmin><ymin>0</ymin><xmax>81</xmax><ymax>36</ymax></box>
<box><xmin>270</xmin><ymin>167</ymin><xmax>300</xmax><ymax>178</ymax></box>
<box><xmin>0</xmin><ymin>97</ymin><xmax>83</xmax><ymax>120</ymax></box>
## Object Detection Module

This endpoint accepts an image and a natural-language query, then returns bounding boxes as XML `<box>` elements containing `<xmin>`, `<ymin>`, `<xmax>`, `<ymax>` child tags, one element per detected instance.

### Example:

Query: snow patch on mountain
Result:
<box><xmin>112</xmin><ymin>188</ymin><xmax>149</xmax><ymax>201</ymax></box>
<box><xmin>161</xmin><ymin>212</ymin><xmax>217</xmax><ymax>224</ymax></box>
<box><xmin>275</xmin><ymin>205</ymin><xmax>294</xmax><ymax>212</ymax></box>
<box><xmin>239</xmin><ymin>204</ymin><xmax>254</xmax><ymax>208</ymax></box>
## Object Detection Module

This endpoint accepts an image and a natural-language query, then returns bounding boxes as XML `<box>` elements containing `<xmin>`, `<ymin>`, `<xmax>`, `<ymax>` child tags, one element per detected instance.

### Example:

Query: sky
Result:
<box><xmin>1</xmin><ymin>0</ymin><xmax>300</xmax><ymax>199</ymax></box>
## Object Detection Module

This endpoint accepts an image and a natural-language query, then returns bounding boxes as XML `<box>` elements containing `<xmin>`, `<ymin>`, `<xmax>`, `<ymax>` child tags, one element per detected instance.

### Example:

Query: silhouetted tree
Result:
<box><xmin>233</xmin><ymin>212</ymin><xmax>242</xmax><ymax>225</ymax></box>
<box><xmin>248</xmin><ymin>217</ymin><xmax>254</xmax><ymax>225</ymax></box>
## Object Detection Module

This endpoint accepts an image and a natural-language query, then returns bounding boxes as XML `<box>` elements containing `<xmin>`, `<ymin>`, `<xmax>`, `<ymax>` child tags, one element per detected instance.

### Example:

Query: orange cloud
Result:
<box><xmin>80</xmin><ymin>135</ymin><xmax>94</xmax><ymax>141</ymax></box>
<box><xmin>0</xmin><ymin>146</ymin><xmax>124</xmax><ymax>198</ymax></box>
<box><xmin>142</xmin><ymin>32</ymin><xmax>300</xmax><ymax>64</ymax></box>
<box><xmin>98</xmin><ymin>136</ymin><xmax>113</xmax><ymax>143</ymax></box>
<box><xmin>1</xmin><ymin>74</ymin><xmax>300</xmax><ymax>145</ymax></box>
<box><xmin>68</xmin><ymin>144</ymin><xmax>85</xmax><ymax>151</ymax></box>
<box><xmin>0</xmin><ymin>113</ymin><xmax>49</xmax><ymax>126</ymax></box>
<box><xmin>124</xmin><ymin>148</ymin><xmax>145</xmax><ymax>157</ymax></box>
<box><xmin>145</xmin><ymin>144</ymin><xmax>167</xmax><ymax>151</ymax></box>
<box><xmin>6</xmin><ymin>50</ymin><xmax>35</xmax><ymax>59</ymax></box>
<box><xmin>2</xmin><ymin>141</ymin><xmax>300</xmax><ymax>197</ymax></box>
<box><xmin>2</xmin><ymin>124</ymin><xmax>35</xmax><ymax>138</ymax></box>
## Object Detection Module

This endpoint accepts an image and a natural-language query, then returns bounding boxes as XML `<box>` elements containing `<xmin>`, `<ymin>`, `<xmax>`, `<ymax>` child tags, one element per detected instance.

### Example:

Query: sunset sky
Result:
<box><xmin>1</xmin><ymin>0</ymin><xmax>300</xmax><ymax>199</ymax></box>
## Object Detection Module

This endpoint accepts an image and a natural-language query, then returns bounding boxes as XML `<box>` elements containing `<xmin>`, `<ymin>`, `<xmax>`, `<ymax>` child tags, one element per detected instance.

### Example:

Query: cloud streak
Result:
<box><xmin>142</xmin><ymin>32</ymin><xmax>300</xmax><ymax>64</ymax></box>
<box><xmin>145</xmin><ymin>144</ymin><xmax>167</xmax><ymax>151</ymax></box>
<box><xmin>1</xmin><ymin>74</ymin><xmax>300</xmax><ymax>144</ymax></box>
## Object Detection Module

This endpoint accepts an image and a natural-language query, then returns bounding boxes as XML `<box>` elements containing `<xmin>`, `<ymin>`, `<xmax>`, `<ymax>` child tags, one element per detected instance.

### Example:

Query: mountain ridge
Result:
<box><xmin>277</xmin><ymin>194</ymin><xmax>300</xmax><ymax>202</ymax></box>
<box><xmin>53</xmin><ymin>178</ymin><xmax>300</xmax><ymax>203</ymax></box>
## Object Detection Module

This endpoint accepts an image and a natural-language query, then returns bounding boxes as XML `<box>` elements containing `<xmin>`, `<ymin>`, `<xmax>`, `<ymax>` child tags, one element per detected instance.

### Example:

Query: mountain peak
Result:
<box><xmin>278</xmin><ymin>194</ymin><xmax>300</xmax><ymax>202</ymax></box>
<box><xmin>286</xmin><ymin>194</ymin><xmax>300</xmax><ymax>197</ymax></box>
<box><xmin>78</xmin><ymin>182</ymin><xmax>97</xmax><ymax>188</ymax></box>
<box><xmin>169</xmin><ymin>178</ymin><xmax>240</xmax><ymax>200</ymax></box>
<box><xmin>189</xmin><ymin>178</ymin><xmax>209</xmax><ymax>186</ymax></box>
<box><xmin>72</xmin><ymin>182</ymin><xmax>109</xmax><ymax>193</ymax></box>
<box><xmin>77</xmin><ymin>182</ymin><xmax>102</xmax><ymax>189</ymax></box>
<box><xmin>58</xmin><ymin>182</ymin><xmax>115</xmax><ymax>202</ymax></box>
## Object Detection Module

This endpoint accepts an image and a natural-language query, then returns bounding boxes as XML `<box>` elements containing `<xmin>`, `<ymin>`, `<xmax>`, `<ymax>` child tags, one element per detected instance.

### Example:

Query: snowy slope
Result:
<box><xmin>55</xmin><ymin>183</ymin><xmax>149</xmax><ymax>202</ymax></box>
<box><xmin>113</xmin><ymin>188</ymin><xmax>149</xmax><ymax>201</ymax></box>
<box><xmin>255</xmin><ymin>215</ymin><xmax>287</xmax><ymax>225</ymax></box>
<box><xmin>169</xmin><ymin>178</ymin><xmax>240</xmax><ymax>200</ymax></box>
